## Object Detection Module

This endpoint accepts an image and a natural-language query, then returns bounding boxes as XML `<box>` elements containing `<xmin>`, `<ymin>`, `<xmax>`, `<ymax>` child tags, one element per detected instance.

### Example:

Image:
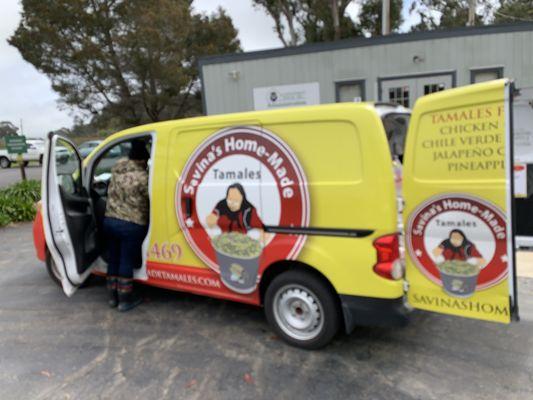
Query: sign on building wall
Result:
<box><xmin>253</xmin><ymin>82</ymin><xmax>320</xmax><ymax>111</ymax></box>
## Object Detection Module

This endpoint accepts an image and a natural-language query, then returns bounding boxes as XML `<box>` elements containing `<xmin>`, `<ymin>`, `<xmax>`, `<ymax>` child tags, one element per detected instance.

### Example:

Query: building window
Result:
<box><xmin>335</xmin><ymin>80</ymin><xmax>365</xmax><ymax>102</ymax></box>
<box><xmin>388</xmin><ymin>86</ymin><xmax>410</xmax><ymax>107</ymax></box>
<box><xmin>424</xmin><ymin>83</ymin><xmax>446</xmax><ymax>95</ymax></box>
<box><xmin>470</xmin><ymin>67</ymin><xmax>504</xmax><ymax>84</ymax></box>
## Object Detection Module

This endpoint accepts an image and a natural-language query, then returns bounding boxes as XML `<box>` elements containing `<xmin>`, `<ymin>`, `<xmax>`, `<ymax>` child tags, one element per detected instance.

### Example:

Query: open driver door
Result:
<box><xmin>403</xmin><ymin>79</ymin><xmax>519</xmax><ymax>323</ymax></box>
<box><xmin>42</xmin><ymin>134</ymin><xmax>100</xmax><ymax>296</ymax></box>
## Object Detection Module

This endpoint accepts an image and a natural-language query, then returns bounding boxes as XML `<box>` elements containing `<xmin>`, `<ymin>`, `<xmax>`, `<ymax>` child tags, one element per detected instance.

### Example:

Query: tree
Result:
<box><xmin>253</xmin><ymin>0</ymin><xmax>405</xmax><ymax>46</ymax></box>
<box><xmin>359</xmin><ymin>0</ymin><xmax>404</xmax><ymax>37</ymax></box>
<box><xmin>409</xmin><ymin>0</ymin><xmax>488</xmax><ymax>31</ymax></box>
<box><xmin>301</xmin><ymin>0</ymin><xmax>361</xmax><ymax>42</ymax></box>
<box><xmin>0</xmin><ymin>122</ymin><xmax>20</xmax><ymax>138</ymax></box>
<box><xmin>9</xmin><ymin>0</ymin><xmax>241</xmax><ymax>127</ymax></box>
<box><xmin>252</xmin><ymin>0</ymin><xmax>361</xmax><ymax>46</ymax></box>
<box><xmin>494</xmin><ymin>0</ymin><xmax>533</xmax><ymax>23</ymax></box>
<box><xmin>252</xmin><ymin>0</ymin><xmax>301</xmax><ymax>46</ymax></box>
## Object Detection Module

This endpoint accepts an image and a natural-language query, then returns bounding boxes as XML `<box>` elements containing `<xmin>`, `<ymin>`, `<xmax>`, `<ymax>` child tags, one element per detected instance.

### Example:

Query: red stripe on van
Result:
<box><xmin>146</xmin><ymin>261</ymin><xmax>261</xmax><ymax>305</ymax></box>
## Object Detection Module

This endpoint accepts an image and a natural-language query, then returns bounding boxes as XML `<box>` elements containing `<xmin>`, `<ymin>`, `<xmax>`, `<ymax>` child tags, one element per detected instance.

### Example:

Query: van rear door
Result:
<box><xmin>402</xmin><ymin>79</ymin><xmax>519</xmax><ymax>323</ymax></box>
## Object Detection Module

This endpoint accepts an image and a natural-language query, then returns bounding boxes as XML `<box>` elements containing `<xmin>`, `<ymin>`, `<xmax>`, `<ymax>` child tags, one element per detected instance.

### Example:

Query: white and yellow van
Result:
<box><xmin>33</xmin><ymin>79</ymin><xmax>519</xmax><ymax>349</ymax></box>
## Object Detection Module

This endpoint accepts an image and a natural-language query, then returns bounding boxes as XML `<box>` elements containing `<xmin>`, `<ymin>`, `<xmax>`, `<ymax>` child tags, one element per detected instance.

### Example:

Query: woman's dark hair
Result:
<box><xmin>129</xmin><ymin>139</ymin><xmax>150</xmax><ymax>161</ymax></box>
<box><xmin>449</xmin><ymin>229</ymin><xmax>467</xmax><ymax>243</ymax></box>
<box><xmin>216</xmin><ymin>183</ymin><xmax>256</xmax><ymax>231</ymax></box>
<box><xmin>226</xmin><ymin>183</ymin><xmax>249</xmax><ymax>209</ymax></box>
<box><xmin>443</xmin><ymin>229</ymin><xmax>473</xmax><ymax>254</ymax></box>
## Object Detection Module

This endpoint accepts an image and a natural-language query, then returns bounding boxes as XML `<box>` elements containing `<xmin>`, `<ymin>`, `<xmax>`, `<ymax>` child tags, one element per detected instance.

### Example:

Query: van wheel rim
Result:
<box><xmin>273</xmin><ymin>284</ymin><xmax>324</xmax><ymax>341</ymax></box>
<box><xmin>0</xmin><ymin>159</ymin><xmax>8</xmax><ymax>168</ymax></box>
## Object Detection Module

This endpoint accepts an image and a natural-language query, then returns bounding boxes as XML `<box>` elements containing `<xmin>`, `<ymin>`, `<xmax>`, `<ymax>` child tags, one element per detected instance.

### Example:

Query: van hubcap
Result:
<box><xmin>273</xmin><ymin>284</ymin><xmax>324</xmax><ymax>341</ymax></box>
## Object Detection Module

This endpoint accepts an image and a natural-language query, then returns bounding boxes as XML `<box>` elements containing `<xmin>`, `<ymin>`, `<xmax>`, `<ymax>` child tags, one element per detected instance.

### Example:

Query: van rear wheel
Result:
<box><xmin>264</xmin><ymin>269</ymin><xmax>340</xmax><ymax>350</ymax></box>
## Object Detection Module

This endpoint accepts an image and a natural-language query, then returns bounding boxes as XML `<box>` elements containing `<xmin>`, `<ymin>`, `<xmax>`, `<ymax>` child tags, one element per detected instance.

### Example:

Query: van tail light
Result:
<box><xmin>373</xmin><ymin>234</ymin><xmax>404</xmax><ymax>280</ymax></box>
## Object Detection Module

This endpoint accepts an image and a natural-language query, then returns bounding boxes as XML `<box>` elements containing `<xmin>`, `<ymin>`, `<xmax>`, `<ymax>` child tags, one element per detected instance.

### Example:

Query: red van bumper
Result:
<box><xmin>32</xmin><ymin>202</ymin><xmax>46</xmax><ymax>262</ymax></box>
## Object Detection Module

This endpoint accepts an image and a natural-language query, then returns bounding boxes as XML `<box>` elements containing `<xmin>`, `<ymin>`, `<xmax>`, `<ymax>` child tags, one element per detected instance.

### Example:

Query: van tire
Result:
<box><xmin>45</xmin><ymin>250</ymin><xmax>62</xmax><ymax>287</ymax></box>
<box><xmin>0</xmin><ymin>157</ymin><xmax>10</xmax><ymax>169</ymax></box>
<box><xmin>39</xmin><ymin>155</ymin><xmax>43</xmax><ymax>165</ymax></box>
<box><xmin>264</xmin><ymin>269</ymin><xmax>340</xmax><ymax>350</ymax></box>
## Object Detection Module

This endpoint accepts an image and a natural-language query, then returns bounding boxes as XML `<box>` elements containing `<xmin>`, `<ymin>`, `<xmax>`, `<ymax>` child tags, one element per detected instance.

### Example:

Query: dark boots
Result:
<box><xmin>106</xmin><ymin>276</ymin><xmax>118</xmax><ymax>308</ymax></box>
<box><xmin>117</xmin><ymin>277</ymin><xmax>143</xmax><ymax>312</ymax></box>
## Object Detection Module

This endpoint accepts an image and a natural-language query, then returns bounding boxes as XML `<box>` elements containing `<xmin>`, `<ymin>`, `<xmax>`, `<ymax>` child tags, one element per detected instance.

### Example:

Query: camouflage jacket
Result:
<box><xmin>105</xmin><ymin>158</ymin><xmax>149</xmax><ymax>226</ymax></box>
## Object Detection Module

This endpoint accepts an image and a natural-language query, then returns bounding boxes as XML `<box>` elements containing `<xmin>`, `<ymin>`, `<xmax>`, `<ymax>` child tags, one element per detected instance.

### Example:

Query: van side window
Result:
<box><xmin>55</xmin><ymin>139</ymin><xmax>81</xmax><ymax>195</ymax></box>
<box><xmin>93</xmin><ymin>142</ymin><xmax>131</xmax><ymax>179</ymax></box>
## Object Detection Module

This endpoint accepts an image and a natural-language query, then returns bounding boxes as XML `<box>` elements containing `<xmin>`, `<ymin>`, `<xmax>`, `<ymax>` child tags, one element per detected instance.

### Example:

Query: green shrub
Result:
<box><xmin>0</xmin><ymin>180</ymin><xmax>41</xmax><ymax>227</ymax></box>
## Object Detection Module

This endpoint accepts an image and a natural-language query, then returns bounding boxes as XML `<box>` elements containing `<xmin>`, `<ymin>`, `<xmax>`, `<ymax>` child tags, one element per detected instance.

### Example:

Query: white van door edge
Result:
<box><xmin>42</xmin><ymin>134</ymin><xmax>99</xmax><ymax>296</ymax></box>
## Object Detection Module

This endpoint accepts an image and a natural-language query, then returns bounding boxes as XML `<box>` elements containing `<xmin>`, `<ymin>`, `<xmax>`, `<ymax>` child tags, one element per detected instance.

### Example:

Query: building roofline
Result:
<box><xmin>199</xmin><ymin>22</ymin><xmax>533</xmax><ymax>67</ymax></box>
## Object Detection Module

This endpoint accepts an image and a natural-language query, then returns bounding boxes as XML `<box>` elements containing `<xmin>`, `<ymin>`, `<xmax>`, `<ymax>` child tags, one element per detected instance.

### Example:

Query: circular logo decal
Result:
<box><xmin>176</xmin><ymin>126</ymin><xmax>310</xmax><ymax>294</ymax></box>
<box><xmin>406</xmin><ymin>194</ymin><xmax>508</xmax><ymax>297</ymax></box>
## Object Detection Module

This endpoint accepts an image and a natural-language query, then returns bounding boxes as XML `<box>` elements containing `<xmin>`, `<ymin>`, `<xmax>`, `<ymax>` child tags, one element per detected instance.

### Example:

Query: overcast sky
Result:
<box><xmin>0</xmin><ymin>0</ymin><xmax>416</xmax><ymax>138</ymax></box>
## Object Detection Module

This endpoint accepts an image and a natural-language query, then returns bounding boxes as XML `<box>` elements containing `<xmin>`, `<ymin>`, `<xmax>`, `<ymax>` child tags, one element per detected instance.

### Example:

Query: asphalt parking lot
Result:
<box><xmin>1</xmin><ymin>222</ymin><xmax>533</xmax><ymax>400</ymax></box>
<box><xmin>0</xmin><ymin>165</ymin><xmax>42</xmax><ymax>187</ymax></box>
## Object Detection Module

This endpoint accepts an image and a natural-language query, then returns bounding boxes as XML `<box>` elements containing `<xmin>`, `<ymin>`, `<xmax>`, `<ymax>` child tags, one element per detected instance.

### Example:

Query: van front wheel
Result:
<box><xmin>264</xmin><ymin>270</ymin><xmax>340</xmax><ymax>349</ymax></box>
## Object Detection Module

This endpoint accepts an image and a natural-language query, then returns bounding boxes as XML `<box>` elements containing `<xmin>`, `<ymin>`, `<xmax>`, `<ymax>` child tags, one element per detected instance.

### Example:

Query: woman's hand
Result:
<box><xmin>434</xmin><ymin>255</ymin><xmax>445</xmax><ymax>264</ymax></box>
<box><xmin>432</xmin><ymin>246</ymin><xmax>444</xmax><ymax>258</ymax></box>
<box><xmin>206</xmin><ymin>213</ymin><xmax>218</xmax><ymax>228</ymax></box>
<box><xmin>468</xmin><ymin>257</ymin><xmax>486</xmax><ymax>268</ymax></box>
<box><xmin>259</xmin><ymin>230</ymin><xmax>273</xmax><ymax>246</ymax></box>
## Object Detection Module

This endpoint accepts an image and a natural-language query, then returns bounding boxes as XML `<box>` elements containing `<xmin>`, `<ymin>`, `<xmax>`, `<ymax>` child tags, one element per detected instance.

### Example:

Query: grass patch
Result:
<box><xmin>0</xmin><ymin>180</ymin><xmax>41</xmax><ymax>227</ymax></box>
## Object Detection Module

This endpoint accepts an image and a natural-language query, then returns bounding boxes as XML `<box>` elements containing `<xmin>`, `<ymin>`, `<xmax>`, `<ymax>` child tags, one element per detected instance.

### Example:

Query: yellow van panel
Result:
<box><xmin>403</xmin><ymin>79</ymin><xmax>514</xmax><ymax>323</ymax></box>
<box><xmin>89</xmin><ymin>103</ymin><xmax>403</xmax><ymax>301</ymax></box>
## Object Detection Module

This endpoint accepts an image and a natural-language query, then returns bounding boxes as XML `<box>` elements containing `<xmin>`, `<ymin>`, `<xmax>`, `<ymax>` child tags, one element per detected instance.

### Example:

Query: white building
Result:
<box><xmin>199</xmin><ymin>23</ymin><xmax>533</xmax><ymax>115</ymax></box>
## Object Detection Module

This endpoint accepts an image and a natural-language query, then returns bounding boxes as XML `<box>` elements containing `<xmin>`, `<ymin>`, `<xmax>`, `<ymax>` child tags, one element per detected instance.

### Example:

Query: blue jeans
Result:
<box><xmin>103</xmin><ymin>217</ymin><xmax>148</xmax><ymax>279</ymax></box>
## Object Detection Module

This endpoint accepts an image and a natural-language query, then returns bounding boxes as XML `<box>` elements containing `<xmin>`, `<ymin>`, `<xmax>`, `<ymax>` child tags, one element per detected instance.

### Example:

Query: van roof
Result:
<box><xmin>110</xmin><ymin>101</ymin><xmax>385</xmax><ymax>138</ymax></box>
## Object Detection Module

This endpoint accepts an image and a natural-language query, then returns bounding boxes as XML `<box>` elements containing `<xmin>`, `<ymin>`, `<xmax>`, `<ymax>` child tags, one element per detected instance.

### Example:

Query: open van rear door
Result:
<box><xmin>403</xmin><ymin>79</ymin><xmax>519</xmax><ymax>323</ymax></box>
<box><xmin>42</xmin><ymin>134</ymin><xmax>100</xmax><ymax>296</ymax></box>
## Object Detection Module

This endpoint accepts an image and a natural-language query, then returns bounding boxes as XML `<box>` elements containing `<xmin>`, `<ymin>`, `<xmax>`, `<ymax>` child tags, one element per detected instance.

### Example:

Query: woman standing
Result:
<box><xmin>103</xmin><ymin>140</ymin><xmax>150</xmax><ymax>311</ymax></box>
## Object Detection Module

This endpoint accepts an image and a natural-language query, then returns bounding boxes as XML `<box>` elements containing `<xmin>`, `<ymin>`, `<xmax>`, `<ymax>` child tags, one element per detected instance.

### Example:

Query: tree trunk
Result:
<box><xmin>280</xmin><ymin>2</ymin><xmax>299</xmax><ymax>46</ymax></box>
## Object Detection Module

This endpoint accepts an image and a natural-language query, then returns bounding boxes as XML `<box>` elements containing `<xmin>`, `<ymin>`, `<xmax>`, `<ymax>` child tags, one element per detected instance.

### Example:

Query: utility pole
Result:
<box><xmin>468</xmin><ymin>0</ymin><xmax>476</xmax><ymax>26</ymax></box>
<box><xmin>331</xmin><ymin>0</ymin><xmax>340</xmax><ymax>41</ymax></box>
<box><xmin>382</xmin><ymin>0</ymin><xmax>391</xmax><ymax>35</ymax></box>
